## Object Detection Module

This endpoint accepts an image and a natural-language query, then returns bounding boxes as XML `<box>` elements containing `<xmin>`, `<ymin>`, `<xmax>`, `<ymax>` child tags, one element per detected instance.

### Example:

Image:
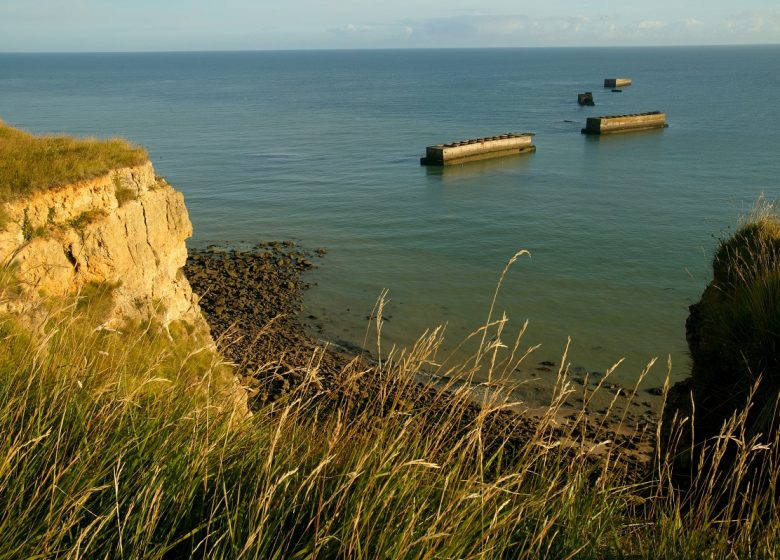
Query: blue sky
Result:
<box><xmin>1</xmin><ymin>1</ymin><xmax>778</xmax><ymax>52</ymax></box>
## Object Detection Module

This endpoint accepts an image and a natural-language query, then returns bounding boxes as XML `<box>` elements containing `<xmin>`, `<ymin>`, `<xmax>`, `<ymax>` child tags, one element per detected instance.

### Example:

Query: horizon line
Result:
<box><xmin>1</xmin><ymin>42</ymin><xmax>778</xmax><ymax>56</ymax></box>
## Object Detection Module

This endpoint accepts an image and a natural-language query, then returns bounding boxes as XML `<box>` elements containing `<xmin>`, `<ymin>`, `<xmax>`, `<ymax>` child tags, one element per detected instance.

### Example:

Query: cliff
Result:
<box><xmin>0</xmin><ymin>161</ymin><xmax>203</xmax><ymax>328</ymax></box>
<box><xmin>0</xmin><ymin>155</ymin><xmax>247</xmax><ymax>413</ymax></box>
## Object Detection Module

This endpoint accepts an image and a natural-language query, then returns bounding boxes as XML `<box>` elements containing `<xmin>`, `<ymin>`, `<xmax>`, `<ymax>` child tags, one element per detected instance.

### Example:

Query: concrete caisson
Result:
<box><xmin>420</xmin><ymin>133</ymin><xmax>536</xmax><ymax>166</ymax></box>
<box><xmin>581</xmin><ymin>111</ymin><xmax>667</xmax><ymax>135</ymax></box>
<box><xmin>604</xmin><ymin>78</ymin><xmax>632</xmax><ymax>88</ymax></box>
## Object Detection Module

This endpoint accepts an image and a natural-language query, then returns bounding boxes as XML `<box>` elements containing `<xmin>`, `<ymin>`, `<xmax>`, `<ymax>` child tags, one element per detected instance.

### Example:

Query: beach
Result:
<box><xmin>185</xmin><ymin>243</ymin><xmax>659</xmax><ymax>471</ymax></box>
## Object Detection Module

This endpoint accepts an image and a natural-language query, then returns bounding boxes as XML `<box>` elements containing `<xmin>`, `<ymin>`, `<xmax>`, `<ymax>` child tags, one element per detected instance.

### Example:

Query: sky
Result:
<box><xmin>0</xmin><ymin>1</ymin><xmax>779</xmax><ymax>52</ymax></box>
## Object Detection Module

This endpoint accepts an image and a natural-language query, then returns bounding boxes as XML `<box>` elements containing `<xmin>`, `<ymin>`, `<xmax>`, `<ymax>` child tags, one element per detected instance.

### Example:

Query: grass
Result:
<box><xmin>0</xmin><ymin>120</ymin><xmax>147</xmax><ymax>203</ymax></box>
<box><xmin>1</xmin><ymin>269</ymin><xmax>780</xmax><ymax>558</ymax></box>
<box><xmin>689</xmin><ymin>199</ymin><xmax>780</xmax><ymax>442</ymax></box>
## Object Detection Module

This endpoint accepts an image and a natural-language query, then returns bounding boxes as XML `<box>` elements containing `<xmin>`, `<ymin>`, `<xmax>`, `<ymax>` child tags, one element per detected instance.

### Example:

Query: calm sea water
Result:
<box><xmin>1</xmin><ymin>47</ymin><xmax>779</xmax><ymax>384</ymax></box>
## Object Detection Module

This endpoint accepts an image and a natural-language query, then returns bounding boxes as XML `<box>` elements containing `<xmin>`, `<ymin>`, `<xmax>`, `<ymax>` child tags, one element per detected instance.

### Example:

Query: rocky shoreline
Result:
<box><xmin>185</xmin><ymin>242</ymin><xmax>658</xmax><ymax>474</ymax></box>
<box><xmin>185</xmin><ymin>242</ymin><xmax>352</xmax><ymax>404</ymax></box>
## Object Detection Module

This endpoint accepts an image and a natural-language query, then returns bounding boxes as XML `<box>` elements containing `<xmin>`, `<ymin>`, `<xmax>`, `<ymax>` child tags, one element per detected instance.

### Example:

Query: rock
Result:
<box><xmin>0</xmin><ymin>162</ymin><xmax>203</xmax><ymax>328</ymax></box>
<box><xmin>0</xmin><ymin>158</ymin><xmax>248</xmax><ymax>415</ymax></box>
<box><xmin>675</xmin><ymin>215</ymin><xmax>780</xmax><ymax>451</ymax></box>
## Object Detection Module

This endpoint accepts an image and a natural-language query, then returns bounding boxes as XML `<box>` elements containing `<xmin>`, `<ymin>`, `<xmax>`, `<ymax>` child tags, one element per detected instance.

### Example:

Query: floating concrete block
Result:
<box><xmin>581</xmin><ymin>111</ymin><xmax>667</xmax><ymax>135</ymax></box>
<box><xmin>604</xmin><ymin>78</ymin><xmax>632</xmax><ymax>88</ymax></box>
<box><xmin>420</xmin><ymin>133</ymin><xmax>536</xmax><ymax>166</ymax></box>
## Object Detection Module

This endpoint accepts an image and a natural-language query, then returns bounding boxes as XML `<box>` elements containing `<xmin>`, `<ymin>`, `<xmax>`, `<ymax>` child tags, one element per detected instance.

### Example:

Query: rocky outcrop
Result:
<box><xmin>661</xmin><ymin>215</ymin><xmax>780</xmax><ymax>494</ymax></box>
<box><xmin>685</xmin><ymin>219</ymin><xmax>780</xmax><ymax>443</ymax></box>
<box><xmin>0</xmin><ymin>162</ymin><xmax>202</xmax><ymax>328</ymax></box>
<box><xmin>0</xmin><ymin>160</ymin><xmax>248</xmax><ymax>414</ymax></box>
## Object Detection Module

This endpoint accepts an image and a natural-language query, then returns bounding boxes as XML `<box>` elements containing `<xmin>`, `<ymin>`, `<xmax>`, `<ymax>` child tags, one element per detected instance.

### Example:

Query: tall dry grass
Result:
<box><xmin>0</xmin><ymin>256</ymin><xmax>779</xmax><ymax>558</ymax></box>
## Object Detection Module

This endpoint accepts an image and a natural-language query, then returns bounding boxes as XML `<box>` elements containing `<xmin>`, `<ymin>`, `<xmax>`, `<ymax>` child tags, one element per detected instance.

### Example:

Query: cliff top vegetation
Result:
<box><xmin>0</xmin><ymin>120</ymin><xmax>147</xmax><ymax>202</ymax></box>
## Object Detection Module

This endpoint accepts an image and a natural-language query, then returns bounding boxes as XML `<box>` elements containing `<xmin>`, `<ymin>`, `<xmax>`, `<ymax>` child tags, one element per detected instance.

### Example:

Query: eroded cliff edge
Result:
<box><xmin>0</xmin><ymin>162</ymin><xmax>202</xmax><ymax>326</ymax></box>
<box><xmin>0</xmin><ymin>159</ymin><xmax>247</xmax><ymax>412</ymax></box>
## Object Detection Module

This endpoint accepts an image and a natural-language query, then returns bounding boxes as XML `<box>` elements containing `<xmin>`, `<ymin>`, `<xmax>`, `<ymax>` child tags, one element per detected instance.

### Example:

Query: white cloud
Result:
<box><xmin>722</xmin><ymin>10</ymin><xmax>780</xmax><ymax>34</ymax></box>
<box><xmin>638</xmin><ymin>20</ymin><xmax>665</xmax><ymax>30</ymax></box>
<box><xmin>334</xmin><ymin>23</ymin><xmax>374</xmax><ymax>34</ymax></box>
<box><xmin>329</xmin><ymin>21</ymin><xmax>417</xmax><ymax>45</ymax></box>
<box><xmin>387</xmin><ymin>11</ymin><xmax>780</xmax><ymax>46</ymax></box>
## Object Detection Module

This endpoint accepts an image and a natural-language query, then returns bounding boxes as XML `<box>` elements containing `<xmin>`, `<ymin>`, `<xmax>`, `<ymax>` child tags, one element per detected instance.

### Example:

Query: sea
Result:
<box><xmin>1</xmin><ymin>46</ymin><xmax>779</xmax><ymax>385</ymax></box>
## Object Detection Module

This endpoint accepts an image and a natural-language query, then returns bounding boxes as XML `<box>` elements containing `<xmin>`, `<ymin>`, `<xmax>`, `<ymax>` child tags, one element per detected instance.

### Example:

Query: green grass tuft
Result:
<box><xmin>689</xmin><ymin>200</ymin><xmax>780</xmax><ymax>441</ymax></box>
<box><xmin>0</xmin><ymin>120</ymin><xmax>147</xmax><ymax>203</ymax></box>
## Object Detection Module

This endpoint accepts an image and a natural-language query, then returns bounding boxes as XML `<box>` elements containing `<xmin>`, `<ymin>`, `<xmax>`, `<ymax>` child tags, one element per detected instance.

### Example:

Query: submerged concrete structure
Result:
<box><xmin>581</xmin><ymin>111</ymin><xmax>667</xmax><ymax>135</ymax></box>
<box><xmin>420</xmin><ymin>133</ymin><xmax>535</xmax><ymax>166</ymax></box>
<box><xmin>577</xmin><ymin>92</ymin><xmax>595</xmax><ymax>106</ymax></box>
<box><xmin>604</xmin><ymin>78</ymin><xmax>632</xmax><ymax>88</ymax></box>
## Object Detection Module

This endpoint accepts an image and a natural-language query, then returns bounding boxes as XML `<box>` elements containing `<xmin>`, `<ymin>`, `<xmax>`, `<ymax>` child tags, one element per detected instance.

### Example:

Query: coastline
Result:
<box><xmin>1</xmin><ymin>43</ymin><xmax>777</xmax><ymax>555</ymax></box>
<box><xmin>185</xmin><ymin>242</ymin><xmax>354</xmax><ymax>404</ymax></box>
<box><xmin>185</xmin><ymin>243</ymin><xmax>660</xmax><ymax>471</ymax></box>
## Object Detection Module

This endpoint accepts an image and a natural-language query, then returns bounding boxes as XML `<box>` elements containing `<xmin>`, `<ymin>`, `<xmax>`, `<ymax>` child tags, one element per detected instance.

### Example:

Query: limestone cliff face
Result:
<box><xmin>0</xmin><ymin>160</ymin><xmax>249</xmax><ymax>416</ymax></box>
<box><xmin>0</xmin><ymin>162</ymin><xmax>202</xmax><ymax>328</ymax></box>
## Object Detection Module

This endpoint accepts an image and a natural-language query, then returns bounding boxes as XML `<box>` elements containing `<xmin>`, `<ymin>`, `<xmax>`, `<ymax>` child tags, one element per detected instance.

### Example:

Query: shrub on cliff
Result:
<box><xmin>686</xmin><ymin>205</ymin><xmax>780</xmax><ymax>443</ymax></box>
<box><xmin>0</xmin><ymin>120</ymin><xmax>147</xmax><ymax>201</ymax></box>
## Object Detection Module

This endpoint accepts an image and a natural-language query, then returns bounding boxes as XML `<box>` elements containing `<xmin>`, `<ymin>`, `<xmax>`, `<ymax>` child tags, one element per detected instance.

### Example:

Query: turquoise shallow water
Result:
<box><xmin>1</xmin><ymin>46</ymin><xmax>779</xmax><ymax>384</ymax></box>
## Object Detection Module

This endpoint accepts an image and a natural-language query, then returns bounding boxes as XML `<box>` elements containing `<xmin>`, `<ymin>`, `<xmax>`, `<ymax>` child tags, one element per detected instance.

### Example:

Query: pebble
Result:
<box><xmin>185</xmin><ymin>242</ymin><xmax>654</xmax><ymax>480</ymax></box>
